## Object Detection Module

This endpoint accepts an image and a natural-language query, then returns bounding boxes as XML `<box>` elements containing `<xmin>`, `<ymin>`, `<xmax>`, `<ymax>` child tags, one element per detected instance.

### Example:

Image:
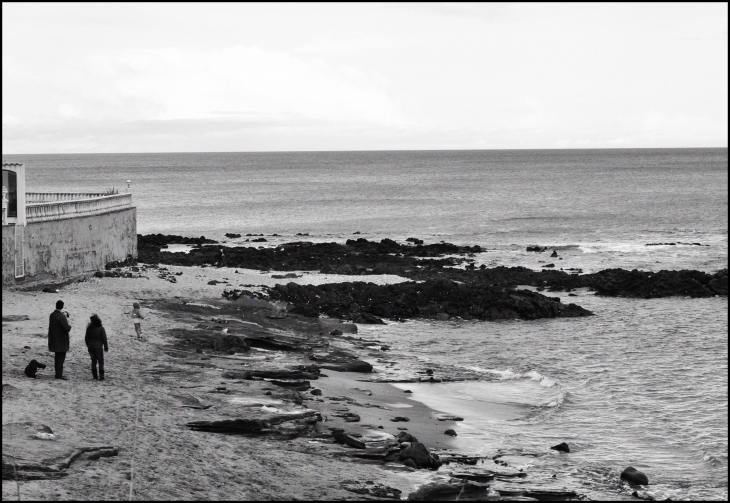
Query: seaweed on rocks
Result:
<box><xmin>263</xmin><ymin>280</ymin><xmax>593</xmax><ymax>322</ymax></box>
<box><xmin>137</xmin><ymin>234</ymin><xmax>728</xmax><ymax>299</ymax></box>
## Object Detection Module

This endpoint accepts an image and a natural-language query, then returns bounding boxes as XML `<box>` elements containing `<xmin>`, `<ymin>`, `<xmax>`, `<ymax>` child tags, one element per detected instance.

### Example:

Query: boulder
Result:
<box><xmin>397</xmin><ymin>431</ymin><xmax>419</xmax><ymax>443</ymax></box>
<box><xmin>550</xmin><ymin>442</ymin><xmax>570</xmax><ymax>453</ymax></box>
<box><xmin>444</xmin><ymin>429</ymin><xmax>457</xmax><ymax>437</ymax></box>
<box><xmin>398</xmin><ymin>442</ymin><xmax>441</xmax><ymax>470</ymax></box>
<box><xmin>317</xmin><ymin>351</ymin><xmax>373</xmax><ymax>373</ymax></box>
<box><xmin>621</xmin><ymin>466</ymin><xmax>649</xmax><ymax>486</ymax></box>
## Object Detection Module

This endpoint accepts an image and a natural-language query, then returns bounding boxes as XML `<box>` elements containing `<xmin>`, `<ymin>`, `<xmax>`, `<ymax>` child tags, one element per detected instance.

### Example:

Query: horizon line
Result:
<box><xmin>2</xmin><ymin>146</ymin><xmax>728</xmax><ymax>156</ymax></box>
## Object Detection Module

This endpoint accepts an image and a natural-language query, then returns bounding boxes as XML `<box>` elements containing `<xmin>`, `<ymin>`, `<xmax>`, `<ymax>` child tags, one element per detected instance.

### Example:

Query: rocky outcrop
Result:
<box><xmin>551</xmin><ymin>442</ymin><xmax>570</xmax><ymax>453</ymax></box>
<box><xmin>621</xmin><ymin>466</ymin><xmax>649</xmax><ymax>486</ymax></box>
<box><xmin>264</xmin><ymin>279</ymin><xmax>592</xmax><ymax>322</ymax></box>
<box><xmin>186</xmin><ymin>410</ymin><xmax>320</xmax><ymax>438</ymax></box>
<box><xmin>223</xmin><ymin>366</ymin><xmax>320</xmax><ymax>381</ymax></box>
<box><xmin>407</xmin><ymin>480</ymin><xmax>490</xmax><ymax>500</ymax></box>
<box><xmin>137</xmin><ymin>234</ymin><xmax>727</xmax><ymax>299</ymax></box>
<box><xmin>398</xmin><ymin>442</ymin><xmax>441</xmax><ymax>469</ymax></box>
<box><xmin>341</xmin><ymin>481</ymin><xmax>401</xmax><ymax>499</ymax></box>
<box><xmin>138</xmin><ymin>236</ymin><xmax>479</xmax><ymax>272</ymax></box>
<box><xmin>589</xmin><ymin>268</ymin><xmax>727</xmax><ymax>298</ymax></box>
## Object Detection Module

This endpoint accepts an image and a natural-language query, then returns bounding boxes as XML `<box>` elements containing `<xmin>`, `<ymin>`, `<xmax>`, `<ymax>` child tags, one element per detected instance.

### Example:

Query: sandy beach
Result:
<box><xmin>2</xmin><ymin>264</ymin><xmax>521</xmax><ymax>501</ymax></box>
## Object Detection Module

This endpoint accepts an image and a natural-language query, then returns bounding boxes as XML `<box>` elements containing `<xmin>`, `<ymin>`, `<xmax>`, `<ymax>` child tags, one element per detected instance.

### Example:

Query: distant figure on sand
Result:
<box><xmin>131</xmin><ymin>302</ymin><xmax>145</xmax><ymax>340</ymax></box>
<box><xmin>218</xmin><ymin>248</ymin><xmax>226</xmax><ymax>267</ymax></box>
<box><xmin>48</xmin><ymin>300</ymin><xmax>71</xmax><ymax>380</ymax></box>
<box><xmin>85</xmin><ymin>314</ymin><xmax>108</xmax><ymax>380</ymax></box>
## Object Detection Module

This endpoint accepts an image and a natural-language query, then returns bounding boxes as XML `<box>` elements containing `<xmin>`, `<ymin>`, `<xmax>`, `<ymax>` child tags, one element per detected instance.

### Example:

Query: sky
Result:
<box><xmin>2</xmin><ymin>3</ymin><xmax>728</xmax><ymax>154</ymax></box>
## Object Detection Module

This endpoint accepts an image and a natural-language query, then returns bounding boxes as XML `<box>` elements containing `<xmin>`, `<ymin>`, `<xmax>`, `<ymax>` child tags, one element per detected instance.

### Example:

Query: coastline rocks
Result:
<box><xmin>590</xmin><ymin>268</ymin><xmax>728</xmax><ymax>298</ymax></box>
<box><xmin>225</xmin><ymin>233</ymin><xmax>241</xmax><ymax>238</ymax></box>
<box><xmin>137</xmin><ymin>233</ymin><xmax>727</xmax><ymax>300</ymax></box>
<box><xmin>264</xmin><ymin>279</ymin><xmax>592</xmax><ymax>323</ymax></box>
<box><xmin>186</xmin><ymin>410</ymin><xmax>320</xmax><ymax>437</ymax></box>
<box><xmin>398</xmin><ymin>442</ymin><xmax>442</xmax><ymax>470</ymax></box>
<box><xmin>621</xmin><ymin>466</ymin><xmax>649</xmax><ymax>486</ymax></box>
<box><xmin>436</xmin><ymin>414</ymin><xmax>464</xmax><ymax>421</ymax></box>
<box><xmin>407</xmin><ymin>480</ymin><xmax>490</xmax><ymax>500</ymax></box>
<box><xmin>138</xmin><ymin>235</ymin><xmax>479</xmax><ymax>274</ymax></box>
<box><xmin>397</xmin><ymin>432</ymin><xmax>419</xmax><ymax>443</ymax></box>
<box><xmin>352</xmin><ymin>313</ymin><xmax>387</xmax><ymax>325</ymax></box>
<box><xmin>312</xmin><ymin>350</ymin><xmax>374</xmax><ymax>373</ymax></box>
<box><xmin>341</xmin><ymin>481</ymin><xmax>402</xmax><ymax>499</ymax></box>
<box><xmin>444</xmin><ymin>429</ymin><xmax>457</xmax><ymax>437</ymax></box>
<box><xmin>550</xmin><ymin>442</ymin><xmax>570</xmax><ymax>453</ymax></box>
<box><xmin>332</xmin><ymin>429</ymin><xmax>366</xmax><ymax>449</ymax></box>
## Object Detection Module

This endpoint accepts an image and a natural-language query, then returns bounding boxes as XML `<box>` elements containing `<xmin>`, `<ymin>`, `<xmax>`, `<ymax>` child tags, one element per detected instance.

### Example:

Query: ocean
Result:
<box><xmin>3</xmin><ymin>148</ymin><xmax>728</xmax><ymax>499</ymax></box>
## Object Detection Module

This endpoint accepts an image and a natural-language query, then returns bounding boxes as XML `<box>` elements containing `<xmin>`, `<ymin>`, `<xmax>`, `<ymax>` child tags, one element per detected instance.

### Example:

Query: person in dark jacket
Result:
<box><xmin>85</xmin><ymin>314</ymin><xmax>108</xmax><ymax>380</ymax></box>
<box><xmin>48</xmin><ymin>300</ymin><xmax>72</xmax><ymax>380</ymax></box>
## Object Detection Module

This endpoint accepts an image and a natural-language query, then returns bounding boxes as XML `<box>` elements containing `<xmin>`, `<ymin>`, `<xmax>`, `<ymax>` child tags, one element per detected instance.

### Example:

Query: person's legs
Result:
<box><xmin>89</xmin><ymin>348</ymin><xmax>98</xmax><ymax>379</ymax></box>
<box><xmin>134</xmin><ymin>322</ymin><xmax>141</xmax><ymax>338</ymax></box>
<box><xmin>98</xmin><ymin>348</ymin><xmax>105</xmax><ymax>380</ymax></box>
<box><xmin>54</xmin><ymin>351</ymin><xmax>66</xmax><ymax>378</ymax></box>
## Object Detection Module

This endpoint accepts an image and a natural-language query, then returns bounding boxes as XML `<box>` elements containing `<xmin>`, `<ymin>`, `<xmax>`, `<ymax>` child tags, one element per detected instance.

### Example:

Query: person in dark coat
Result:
<box><xmin>48</xmin><ymin>300</ymin><xmax>71</xmax><ymax>380</ymax></box>
<box><xmin>85</xmin><ymin>314</ymin><xmax>108</xmax><ymax>380</ymax></box>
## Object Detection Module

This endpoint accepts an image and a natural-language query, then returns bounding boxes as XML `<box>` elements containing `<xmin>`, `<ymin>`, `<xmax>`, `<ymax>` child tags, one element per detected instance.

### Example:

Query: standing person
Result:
<box><xmin>131</xmin><ymin>302</ymin><xmax>145</xmax><ymax>340</ymax></box>
<box><xmin>85</xmin><ymin>314</ymin><xmax>108</xmax><ymax>380</ymax></box>
<box><xmin>48</xmin><ymin>300</ymin><xmax>71</xmax><ymax>380</ymax></box>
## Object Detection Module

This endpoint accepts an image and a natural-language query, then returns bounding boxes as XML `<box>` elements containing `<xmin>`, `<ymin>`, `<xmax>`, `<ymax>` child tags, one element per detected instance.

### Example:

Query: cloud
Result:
<box><xmin>3</xmin><ymin>43</ymin><xmax>408</xmax><ymax>152</ymax></box>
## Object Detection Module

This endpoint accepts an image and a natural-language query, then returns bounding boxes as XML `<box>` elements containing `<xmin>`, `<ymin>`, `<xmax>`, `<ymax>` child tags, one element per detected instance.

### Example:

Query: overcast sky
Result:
<box><xmin>2</xmin><ymin>3</ymin><xmax>727</xmax><ymax>154</ymax></box>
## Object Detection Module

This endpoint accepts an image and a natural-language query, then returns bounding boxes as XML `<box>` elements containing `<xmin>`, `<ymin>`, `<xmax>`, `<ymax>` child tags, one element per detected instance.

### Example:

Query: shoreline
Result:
<box><xmin>3</xmin><ymin>262</ymin><xmax>550</xmax><ymax>501</ymax></box>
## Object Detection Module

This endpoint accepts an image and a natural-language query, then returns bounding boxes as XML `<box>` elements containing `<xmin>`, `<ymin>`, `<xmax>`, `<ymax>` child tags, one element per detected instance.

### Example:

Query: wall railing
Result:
<box><xmin>26</xmin><ymin>192</ymin><xmax>116</xmax><ymax>203</ymax></box>
<box><xmin>25</xmin><ymin>193</ymin><xmax>134</xmax><ymax>223</ymax></box>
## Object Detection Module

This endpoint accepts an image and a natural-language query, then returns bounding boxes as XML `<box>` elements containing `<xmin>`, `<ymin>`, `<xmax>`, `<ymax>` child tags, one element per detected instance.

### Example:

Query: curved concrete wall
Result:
<box><xmin>2</xmin><ymin>206</ymin><xmax>136</xmax><ymax>287</ymax></box>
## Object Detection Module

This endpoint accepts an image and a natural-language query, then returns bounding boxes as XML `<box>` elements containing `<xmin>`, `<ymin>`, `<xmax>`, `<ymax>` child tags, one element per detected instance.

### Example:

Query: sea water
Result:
<box><xmin>4</xmin><ymin>148</ymin><xmax>727</xmax><ymax>499</ymax></box>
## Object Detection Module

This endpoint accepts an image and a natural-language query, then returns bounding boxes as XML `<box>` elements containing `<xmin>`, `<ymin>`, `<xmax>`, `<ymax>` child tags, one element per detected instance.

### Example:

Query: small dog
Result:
<box><xmin>24</xmin><ymin>359</ymin><xmax>47</xmax><ymax>378</ymax></box>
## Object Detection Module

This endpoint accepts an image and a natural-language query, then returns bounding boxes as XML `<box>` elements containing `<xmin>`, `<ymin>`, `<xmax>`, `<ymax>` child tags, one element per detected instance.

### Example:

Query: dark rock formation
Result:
<box><xmin>407</xmin><ymin>480</ymin><xmax>489</xmax><ymax>500</ymax></box>
<box><xmin>398</xmin><ymin>442</ymin><xmax>441</xmax><ymax>469</ymax></box>
<box><xmin>267</xmin><ymin>380</ymin><xmax>311</xmax><ymax>391</ymax></box>
<box><xmin>225</xmin><ymin>233</ymin><xmax>242</xmax><ymax>238</ymax></box>
<box><xmin>332</xmin><ymin>429</ymin><xmax>366</xmax><ymax>449</ymax></box>
<box><xmin>444</xmin><ymin>429</ymin><xmax>457</xmax><ymax>437</ymax></box>
<box><xmin>186</xmin><ymin>410</ymin><xmax>320</xmax><ymax>437</ymax></box>
<box><xmin>104</xmin><ymin>254</ymin><xmax>137</xmax><ymax>269</ymax></box>
<box><xmin>341</xmin><ymin>481</ymin><xmax>402</xmax><ymax>499</ymax></box>
<box><xmin>397</xmin><ymin>431</ymin><xmax>419</xmax><ymax>443</ymax></box>
<box><xmin>551</xmin><ymin>442</ymin><xmax>570</xmax><ymax>453</ymax></box>
<box><xmin>223</xmin><ymin>366</ymin><xmax>320</xmax><ymax>381</ymax></box>
<box><xmin>621</xmin><ymin>466</ymin><xmax>649</xmax><ymax>486</ymax></box>
<box><xmin>138</xmin><ymin>236</ymin><xmax>479</xmax><ymax>273</ymax></box>
<box><xmin>264</xmin><ymin>279</ymin><xmax>592</xmax><ymax>322</ymax></box>
<box><xmin>137</xmin><ymin>234</ymin><xmax>727</xmax><ymax>300</ymax></box>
